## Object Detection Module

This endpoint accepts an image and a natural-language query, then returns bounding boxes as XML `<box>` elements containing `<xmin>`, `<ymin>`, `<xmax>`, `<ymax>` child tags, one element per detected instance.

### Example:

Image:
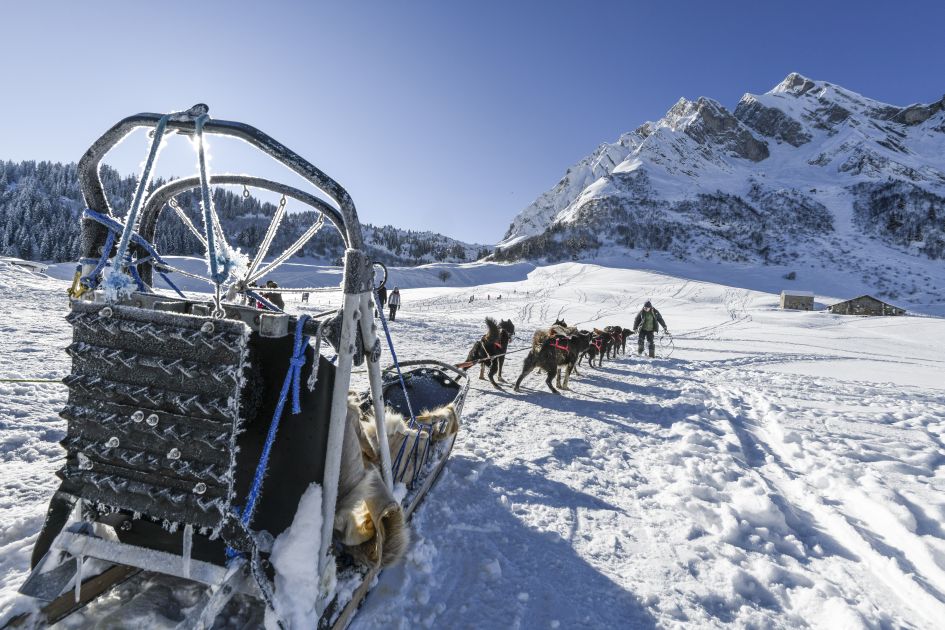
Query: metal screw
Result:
<box><xmin>201</xmin><ymin>321</ymin><xmax>215</xmax><ymax>334</ymax></box>
<box><xmin>146</xmin><ymin>414</ymin><xmax>159</xmax><ymax>427</ymax></box>
<box><xmin>131</xmin><ymin>410</ymin><xmax>145</xmax><ymax>423</ymax></box>
<box><xmin>99</xmin><ymin>306</ymin><xmax>113</xmax><ymax>318</ymax></box>
<box><xmin>167</xmin><ymin>448</ymin><xmax>181</xmax><ymax>460</ymax></box>
<box><xmin>106</xmin><ymin>436</ymin><xmax>120</xmax><ymax>448</ymax></box>
<box><xmin>194</xmin><ymin>482</ymin><xmax>207</xmax><ymax>495</ymax></box>
<box><xmin>120</xmin><ymin>520</ymin><xmax>133</xmax><ymax>532</ymax></box>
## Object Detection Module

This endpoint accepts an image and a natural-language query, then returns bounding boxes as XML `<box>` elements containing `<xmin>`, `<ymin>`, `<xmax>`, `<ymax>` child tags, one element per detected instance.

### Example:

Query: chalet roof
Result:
<box><xmin>829</xmin><ymin>295</ymin><xmax>903</xmax><ymax>309</ymax></box>
<box><xmin>781</xmin><ymin>290</ymin><xmax>814</xmax><ymax>297</ymax></box>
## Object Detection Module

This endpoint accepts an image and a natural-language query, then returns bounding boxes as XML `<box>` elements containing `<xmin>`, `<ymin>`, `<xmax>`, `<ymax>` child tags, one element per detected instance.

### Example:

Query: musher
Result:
<box><xmin>632</xmin><ymin>300</ymin><xmax>669</xmax><ymax>358</ymax></box>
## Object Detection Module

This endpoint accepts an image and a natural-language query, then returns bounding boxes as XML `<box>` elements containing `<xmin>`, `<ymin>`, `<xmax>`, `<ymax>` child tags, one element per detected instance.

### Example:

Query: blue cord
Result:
<box><xmin>374</xmin><ymin>289</ymin><xmax>428</xmax><ymax>482</ymax></box>
<box><xmin>80</xmin><ymin>231</ymin><xmax>115</xmax><ymax>289</ymax></box>
<box><xmin>245</xmin><ymin>289</ymin><xmax>284</xmax><ymax>313</ymax></box>
<box><xmin>81</xmin><ymin>209</ymin><xmax>186</xmax><ymax>298</ymax></box>
<box><xmin>227</xmin><ymin>315</ymin><xmax>311</xmax><ymax>559</ymax></box>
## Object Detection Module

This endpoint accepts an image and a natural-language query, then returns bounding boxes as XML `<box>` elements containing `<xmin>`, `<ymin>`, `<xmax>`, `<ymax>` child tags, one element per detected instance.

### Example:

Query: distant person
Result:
<box><xmin>632</xmin><ymin>300</ymin><xmax>668</xmax><ymax>358</ymax></box>
<box><xmin>301</xmin><ymin>292</ymin><xmax>310</xmax><ymax>303</ymax></box>
<box><xmin>262</xmin><ymin>279</ymin><xmax>285</xmax><ymax>310</ymax></box>
<box><xmin>388</xmin><ymin>287</ymin><xmax>401</xmax><ymax>321</ymax></box>
<box><xmin>376</xmin><ymin>281</ymin><xmax>388</xmax><ymax>317</ymax></box>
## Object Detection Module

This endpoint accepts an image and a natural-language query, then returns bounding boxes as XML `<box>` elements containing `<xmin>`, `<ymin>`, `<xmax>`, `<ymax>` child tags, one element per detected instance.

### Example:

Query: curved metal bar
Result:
<box><xmin>372</xmin><ymin>261</ymin><xmax>388</xmax><ymax>290</ymax></box>
<box><xmin>382</xmin><ymin>359</ymin><xmax>470</xmax><ymax>382</ymax></box>
<box><xmin>77</xmin><ymin>107</ymin><xmax>363</xmax><ymax>268</ymax></box>
<box><xmin>136</xmin><ymin>175</ymin><xmax>350</xmax><ymax>286</ymax></box>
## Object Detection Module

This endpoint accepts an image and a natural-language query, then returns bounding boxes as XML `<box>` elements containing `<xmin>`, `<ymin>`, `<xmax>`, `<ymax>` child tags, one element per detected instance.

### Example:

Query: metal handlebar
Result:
<box><xmin>77</xmin><ymin>105</ymin><xmax>364</xmax><ymax>266</ymax></box>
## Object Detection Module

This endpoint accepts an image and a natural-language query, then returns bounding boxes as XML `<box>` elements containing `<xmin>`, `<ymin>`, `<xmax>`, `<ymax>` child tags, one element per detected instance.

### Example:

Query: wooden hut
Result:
<box><xmin>780</xmin><ymin>290</ymin><xmax>814</xmax><ymax>310</ymax></box>
<box><xmin>827</xmin><ymin>295</ymin><xmax>905</xmax><ymax>316</ymax></box>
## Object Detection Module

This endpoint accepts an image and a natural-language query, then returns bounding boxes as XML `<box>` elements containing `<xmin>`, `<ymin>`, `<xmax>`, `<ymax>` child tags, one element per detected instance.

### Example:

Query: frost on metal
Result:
<box><xmin>100</xmin><ymin>266</ymin><xmax>138</xmax><ymax>301</ymax></box>
<box><xmin>59</xmin><ymin>299</ymin><xmax>251</xmax><ymax>539</ymax></box>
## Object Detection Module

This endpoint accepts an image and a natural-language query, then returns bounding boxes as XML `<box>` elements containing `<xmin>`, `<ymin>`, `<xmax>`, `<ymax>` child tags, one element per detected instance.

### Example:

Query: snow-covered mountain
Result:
<box><xmin>495</xmin><ymin>74</ymin><xmax>945</xmax><ymax>305</ymax></box>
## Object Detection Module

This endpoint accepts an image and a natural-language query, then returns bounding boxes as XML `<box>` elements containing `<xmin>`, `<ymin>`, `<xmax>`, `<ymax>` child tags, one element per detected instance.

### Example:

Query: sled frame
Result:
<box><xmin>17</xmin><ymin>106</ymin><xmax>401</xmax><ymax>625</ymax></box>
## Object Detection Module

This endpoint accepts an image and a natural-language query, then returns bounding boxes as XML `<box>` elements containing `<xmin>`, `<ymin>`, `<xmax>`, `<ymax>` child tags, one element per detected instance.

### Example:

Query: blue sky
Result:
<box><xmin>1</xmin><ymin>1</ymin><xmax>943</xmax><ymax>244</ymax></box>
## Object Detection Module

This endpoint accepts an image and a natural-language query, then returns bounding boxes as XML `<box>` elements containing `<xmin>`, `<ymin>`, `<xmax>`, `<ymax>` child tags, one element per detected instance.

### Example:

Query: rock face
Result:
<box><xmin>668</xmin><ymin>97</ymin><xmax>769</xmax><ymax>162</ymax></box>
<box><xmin>734</xmin><ymin>96</ymin><xmax>812</xmax><ymax>147</ymax></box>
<box><xmin>888</xmin><ymin>96</ymin><xmax>945</xmax><ymax>126</ymax></box>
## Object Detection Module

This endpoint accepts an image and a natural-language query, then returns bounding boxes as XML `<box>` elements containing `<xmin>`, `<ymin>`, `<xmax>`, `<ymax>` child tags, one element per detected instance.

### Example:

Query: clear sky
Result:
<box><xmin>1</xmin><ymin>1</ymin><xmax>943</xmax><ymax>244</ymax></box>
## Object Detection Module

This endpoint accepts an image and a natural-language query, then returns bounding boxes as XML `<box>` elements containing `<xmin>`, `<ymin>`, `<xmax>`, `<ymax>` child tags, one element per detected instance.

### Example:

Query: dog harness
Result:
<box><xmin>548</xmin><ymin>336</ymin><xmax>570</xmax><ymax>352</ymax></box>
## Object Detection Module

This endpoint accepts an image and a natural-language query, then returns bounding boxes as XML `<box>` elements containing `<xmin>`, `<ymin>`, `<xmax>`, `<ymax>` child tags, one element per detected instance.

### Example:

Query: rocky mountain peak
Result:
<box><xmin>771</xmin><ymin>72</ymin><xmax>818</xmax><ymax>96</ymax></box>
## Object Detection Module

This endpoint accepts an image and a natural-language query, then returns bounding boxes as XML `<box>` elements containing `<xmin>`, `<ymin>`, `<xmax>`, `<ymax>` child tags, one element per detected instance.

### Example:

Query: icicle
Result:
<box><xmin>182</xmin><ymin>523</ymin><xmax>193</xmax><ymax>579</ymax></box>
<box><xmin>74</xmin><ymin>555</ymin><xmax>84</xmax><ymax>603</ymax></box>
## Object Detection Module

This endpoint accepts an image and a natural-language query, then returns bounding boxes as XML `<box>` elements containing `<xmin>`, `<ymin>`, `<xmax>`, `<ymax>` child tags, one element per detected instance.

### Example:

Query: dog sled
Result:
<box><xmin>14</xmin><ymin>105</ymin><xmax>468</xmax><ymax>629</ymax></box>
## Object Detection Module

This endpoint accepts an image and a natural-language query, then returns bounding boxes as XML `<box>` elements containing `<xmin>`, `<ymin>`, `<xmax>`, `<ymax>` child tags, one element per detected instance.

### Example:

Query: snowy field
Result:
<box><xmin>2</xmin><ymin>258</ymin><xmax>945</xmax><ymax>628</ymax></box>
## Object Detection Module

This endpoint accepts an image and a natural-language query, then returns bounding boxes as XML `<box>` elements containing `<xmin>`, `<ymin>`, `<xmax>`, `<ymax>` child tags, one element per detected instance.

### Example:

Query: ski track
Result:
<box><xmin>1</xmin><ymin>260</ymin><xmax>944</xmax><ymax>629</ymax></box>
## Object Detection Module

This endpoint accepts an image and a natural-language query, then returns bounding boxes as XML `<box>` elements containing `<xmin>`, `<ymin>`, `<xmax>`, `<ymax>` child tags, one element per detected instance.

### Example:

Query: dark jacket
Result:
<box><xmin>377</xmin><ymin>285</ymin><xmax>388</xmax><ymax>307</ymax></box>
<box><xmin>633</xmin><ymin>308</ymin><xmax>667</xmax><ymax>332</ymax></box>
<box><xmin>262</xmin><ymin>291</ymin><xmax>285</xmax><ymax>310</ymax></box>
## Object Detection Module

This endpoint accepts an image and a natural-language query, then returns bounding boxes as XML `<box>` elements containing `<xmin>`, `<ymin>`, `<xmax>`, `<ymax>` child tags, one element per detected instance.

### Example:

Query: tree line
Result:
<box><xmin>0</xmin><ymin>160</ymin><xmax>490</xmax><ymax>266</ymax></box>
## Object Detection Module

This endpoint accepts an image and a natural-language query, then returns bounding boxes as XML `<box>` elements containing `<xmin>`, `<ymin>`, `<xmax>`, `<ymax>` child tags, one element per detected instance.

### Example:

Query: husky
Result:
<box><xmin>464</xmin><ymin>317</ymin><xmax>515</xmax><ymax>389</ymax></box>
<box><xmin>603</xmin><ymin>325</ymin><xmax>625</xmax><ymax>359</ymax></box>
<box><xmin>515</xmin><ymin>321</ymin><xmax>589</xmax><ymax>394</ymax></box>
<box><xmin>580</xmin><ymin>330</ymin><xmax>609</xmax><ymax>368</ymax></box>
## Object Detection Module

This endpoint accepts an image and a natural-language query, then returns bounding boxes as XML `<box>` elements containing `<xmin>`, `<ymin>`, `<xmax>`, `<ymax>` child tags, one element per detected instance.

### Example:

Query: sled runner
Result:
<box><xmin>16</xmin><ymin>105</ymin><xmax>467</xmax><ymax>629</ymax></box>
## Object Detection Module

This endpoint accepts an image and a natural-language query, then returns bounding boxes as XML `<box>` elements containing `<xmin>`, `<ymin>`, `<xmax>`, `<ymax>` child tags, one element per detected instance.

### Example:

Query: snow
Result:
<box><xmin>267</xmin><ymin>483</ymin><xmax>324</xmax><ymax>630</ymax></box>
<box><xmin>495</xmin><ymin>74</ymin><xmax>945</xmax><ymax>315</ymax></box>
<box><xmin>1</xmin><ymin>257</ymin><xmax>944</xmax><ymax>628</ymax></box>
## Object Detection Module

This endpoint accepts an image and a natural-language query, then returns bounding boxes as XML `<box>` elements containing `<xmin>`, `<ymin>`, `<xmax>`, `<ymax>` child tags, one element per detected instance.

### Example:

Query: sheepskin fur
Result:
<box><xmin>334</xmin><ymin>396</ymin><xmax>408</xmax><ymax>568</ymax></box>
<box><xmin>360</xmin><ymin>403</ymin><xmax>459</xmax><ymax>482</ymax></box>
<box><xmin>334</xmin><ymin>396</ymin><xmax>460</xmax><ymax>568</ymax></box>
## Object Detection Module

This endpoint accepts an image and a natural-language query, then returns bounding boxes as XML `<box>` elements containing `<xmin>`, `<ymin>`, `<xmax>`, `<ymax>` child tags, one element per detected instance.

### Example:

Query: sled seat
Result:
<box><xmin>381</xmin><ymin>363</ymin><xmax>464</xmax><ymax>417</ymax></box>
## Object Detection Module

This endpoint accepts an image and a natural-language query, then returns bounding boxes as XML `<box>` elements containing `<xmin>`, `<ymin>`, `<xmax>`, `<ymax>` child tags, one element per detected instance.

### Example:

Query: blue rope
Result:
<box><xmin>81</xmin><ymin>209</ymin><xmax>186</xmax><ymax>298</ymax></box>
<box><xmin>127</xmin><ymin>261</ymin><xmax>148</xmax><ymax>293</ymax></box>
<box><xmin>374</xmin><ymin>289</ymin><xmax>426</xmax><ymax>482</ymax></box>
<box><xmin>245</xmin><ymin>289</ymin><xmax>284</xmax><ymax>313</ymax></box>
<box><xmin>227</xmin><ymin>315</ymin><xmax>311</xmax><ymax>559</ymax></box>
<box><xmin>158</xmin><ymin>271</ymin><xmax>185</xmax><ymax>298</ymax></box>
<box><xmin>80</xmin><ymin>231</ymin><xmax>115</xmax><ymax>289</ymax></box>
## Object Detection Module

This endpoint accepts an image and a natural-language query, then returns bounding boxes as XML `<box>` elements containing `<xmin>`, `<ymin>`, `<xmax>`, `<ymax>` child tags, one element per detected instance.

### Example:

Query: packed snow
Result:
<box><xmin>1</xmin><ymin>256</ymin><xmax>944</xmax><ymax>628</ymax></box>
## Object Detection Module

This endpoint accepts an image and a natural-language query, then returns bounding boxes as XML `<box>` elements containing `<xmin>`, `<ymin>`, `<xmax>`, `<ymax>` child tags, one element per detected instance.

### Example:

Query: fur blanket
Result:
<box><xmin>532</xmin><ymin>323</ymin><xmax>577</xmax><ymax>350</ymax></box>
<box><xmin>334</xmin><ymin>396</ymin><xmax>460</xmax><ymax>568</ymax></box>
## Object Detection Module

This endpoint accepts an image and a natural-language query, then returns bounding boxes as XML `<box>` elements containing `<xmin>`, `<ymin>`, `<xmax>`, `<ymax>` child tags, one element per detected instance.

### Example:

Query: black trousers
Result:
<box><xmin>389</xmin><ymin>306</ymin><xmax>398</xmax><ymax>321</ymax></box>
<box><xmin>637</xmin><ymin>330</ymin><xmax>655</xmax><ymax>356</ymax></box>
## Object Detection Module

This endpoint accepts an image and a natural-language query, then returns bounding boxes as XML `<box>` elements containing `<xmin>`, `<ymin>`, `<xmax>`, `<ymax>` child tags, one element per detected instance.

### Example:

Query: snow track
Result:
<box><xmin>1</xmin><ymin>260</ymin><xmax>943</xmax><ymax>629</ymax></box>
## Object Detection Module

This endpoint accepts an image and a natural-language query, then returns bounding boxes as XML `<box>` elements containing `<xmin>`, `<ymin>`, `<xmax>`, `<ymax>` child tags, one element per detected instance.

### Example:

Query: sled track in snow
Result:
<box><xmin>702</xmin><ymin>375</ymin><xmax>945</xmax><ymax>627</ymax></box>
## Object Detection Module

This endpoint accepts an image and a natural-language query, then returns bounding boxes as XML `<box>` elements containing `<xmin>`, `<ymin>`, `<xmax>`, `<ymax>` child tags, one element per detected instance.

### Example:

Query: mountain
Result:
<box><xmin>0</xmin><ymin>160</ymin><xmax>489</xmax><ymax>267</ymax></box>
<box><xmin>495</xmin><ymin>73</ymin><xmax>945</xmax><ymax>305</ymax></box>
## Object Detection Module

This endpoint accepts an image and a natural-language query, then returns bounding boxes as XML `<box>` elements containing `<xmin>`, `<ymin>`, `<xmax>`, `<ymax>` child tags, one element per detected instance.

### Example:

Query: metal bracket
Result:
<box><xmin>258</xmin><ymin>313</ymin><xmax>290</xmax><ymax>338</ymax></box>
